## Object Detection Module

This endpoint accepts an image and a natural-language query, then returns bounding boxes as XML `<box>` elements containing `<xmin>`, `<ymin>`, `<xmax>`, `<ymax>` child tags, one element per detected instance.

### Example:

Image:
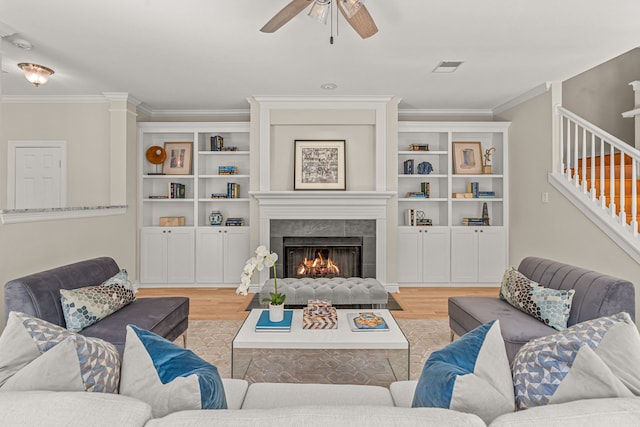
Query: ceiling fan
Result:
<box><xmin>261</xmin><ymin>0</ymin><xmax>378</xmax><ymax>39</ymax></box>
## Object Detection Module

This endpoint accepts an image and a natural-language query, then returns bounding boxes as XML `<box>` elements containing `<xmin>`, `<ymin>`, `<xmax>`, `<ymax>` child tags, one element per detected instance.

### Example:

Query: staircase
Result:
<box><xmin>549</xmin><ymin>106</ymin><xmax>640</xmax><ymax>263</ymax></box>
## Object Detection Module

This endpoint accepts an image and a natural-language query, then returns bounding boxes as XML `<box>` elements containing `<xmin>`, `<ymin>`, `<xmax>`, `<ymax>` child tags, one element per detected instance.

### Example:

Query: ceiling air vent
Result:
<box><xmin>433</xmin><ymin>61</ymin><xmax>464</xmax><ymax>73</ymax></box>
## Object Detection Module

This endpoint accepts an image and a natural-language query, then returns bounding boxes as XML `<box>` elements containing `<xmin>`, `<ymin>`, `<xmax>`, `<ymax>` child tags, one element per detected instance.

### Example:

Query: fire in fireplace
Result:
<box><xmin>283</xmin><ymin>236</ymin><xmax>363</xmax><ymax>279</ymax></box>
<box><xmin>297</xmin><ymin>249</ymin><xmax>341</xmax><ymax>276</ymax></box>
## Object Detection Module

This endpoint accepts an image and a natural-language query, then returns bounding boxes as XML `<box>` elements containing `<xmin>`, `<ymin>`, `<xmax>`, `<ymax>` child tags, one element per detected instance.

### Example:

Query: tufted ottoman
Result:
<box><xmin>260</xmin><ymin>277</ymin><xmax>388</xmax><ymax>307</ymax></box>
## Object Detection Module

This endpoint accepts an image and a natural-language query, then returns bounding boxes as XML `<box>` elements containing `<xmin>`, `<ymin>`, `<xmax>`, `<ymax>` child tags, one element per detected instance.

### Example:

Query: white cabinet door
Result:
<box><xmin>140</xmin><ymin>227</ymin><xmax>194</xmax><ymax>284</ymax></box>
<box><xmin>477</xmin><ymin>227</ymin><xmax>506</xmax><ymax>282</ymax></box>
<box><xmin>196</xmin><ymin>227</ymin><xmax>249</xmax><ymax>285</ymax></box>
<box><xmin>450</xmin><ymin>228</ymin><xmax>479</xmax><ymax>283</ymax></box>
<box><xmin>422</xmin><ymin>228</ymin><xmax>450</xmax><ymax>283</ymax></box>
<box><xmin>223</xmin><ymin>228</ymin><xmax>250</xmax><ymax>284</ymax></box>
<box><xmin>451</xmin><ymin>227</ymin><xmax>506</xmax><ymax>283</ymax></box>
<box><xmin>397</xmin><ymin>228</ymin><xmax>422</xmax><ymax>283</ymax></box>
<box><xmin>166</xmin><ymin>228</ymin><xmax>195</xmax><ymax>283</ymax></box>
<box><xmin>196</xmin><ymin>228</ymin><xmax>225</xmax><ymax>283</ymax></box>
<box><xmin>140</xmin><ymin>228</ymin><xmax>167</xmax><ymax>284</ymax></box>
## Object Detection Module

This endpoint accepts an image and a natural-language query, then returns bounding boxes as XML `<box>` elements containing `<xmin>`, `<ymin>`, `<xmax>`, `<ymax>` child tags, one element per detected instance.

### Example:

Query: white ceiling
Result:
<box><xmin>1</xmin><ymin>0</ymin><xmax>639</xmax><ymax>113</ymax></box>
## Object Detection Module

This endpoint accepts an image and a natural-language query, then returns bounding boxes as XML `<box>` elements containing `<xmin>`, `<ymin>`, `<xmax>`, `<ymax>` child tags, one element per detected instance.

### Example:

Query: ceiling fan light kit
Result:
<box><xmin>308</xmin><ymin>0</ymin><xmax>331</xmax><ymax>24</ymax></box>
<box><xmin>17</xmin><ymin>63</ymin><xmax>54</xmax><ymax>87</ymax></box>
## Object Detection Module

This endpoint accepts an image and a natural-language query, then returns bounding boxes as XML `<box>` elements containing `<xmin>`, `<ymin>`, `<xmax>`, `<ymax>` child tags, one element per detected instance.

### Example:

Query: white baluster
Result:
<box><xmin>632</xmin><ymin>159</ymin><xmax>638</xmax><ymax>235</ymax></box>
<box><xmin>610</xmin><ymin>144</ymin><xmax>616</xmax><ymax>217</ymax></box>
<box><xmin>582</xmin><ymin>127</ymin><xmax>587</xmax><ymax>193</ymax></box>
<box><xmin>560</xmin><ymin>116</ymin><xmax>565</xmax><ymax>174</ymax></box>
<box><xmin>590</xmin><ymin>133</ymin><xmax>596</xmax><ymax>201</ymax></box>
<box><xmin>566</xmin><ymin>118</ymin><xmax>572</xmax><ymax>183</ymax></box>
<box><xmin>574</xmin><ymin>122</ymin><xmax>580</xmax><ymax>188</ymax></box>
<box><xmin>620</xmin><ymin>150</ymin><xmax>626</xmax><ymax>225</ymax></box>
<box><xmin>600</xmin><ymin>138</ymin><xmax>606</xmax><ymax>209</ymax></box>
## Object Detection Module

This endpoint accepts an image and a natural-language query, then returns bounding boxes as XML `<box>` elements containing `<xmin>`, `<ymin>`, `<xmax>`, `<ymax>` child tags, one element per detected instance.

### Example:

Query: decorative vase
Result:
<box><xmin>209</xmin><ymin>211</ymin><xmax>223</xmax><ymax>226</ymax></box>
<box><xmin>269</xmin><ymin>303</ymin><xmax>284</xmax><ymax>322</ymax></box>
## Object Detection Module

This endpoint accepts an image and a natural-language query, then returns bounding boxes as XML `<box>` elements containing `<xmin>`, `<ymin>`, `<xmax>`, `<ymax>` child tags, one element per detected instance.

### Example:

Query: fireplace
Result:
<box><xmin>270</xmin><ymin>219</ymin><xmax>376</xmax><ymax>280</ymax></box>
<box><xmin>283</xmin><ymin>236</ymin><xmax>363</xmax><ymax>278</ymax></box>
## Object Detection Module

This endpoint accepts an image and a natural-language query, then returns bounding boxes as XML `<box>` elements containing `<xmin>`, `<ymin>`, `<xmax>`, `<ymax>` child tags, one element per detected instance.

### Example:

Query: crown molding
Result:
<box><xmin>1</xmin><ymin>95</ymin><xmax>110</xmax><ymax>104</ymax></box>
<box><xmin>146</xmin><ymin>108</ymin><xmax>250</xmax><ymax>118</ymax></box>
<box><xmin>398</xmin><ymin>108</ymin><xmax>493</xmax><ymax>119</ymax></box>
<box><xmin>492</xmin><ymin>82</ymin><xmax>552</xmax><ymax>115</ymax></box>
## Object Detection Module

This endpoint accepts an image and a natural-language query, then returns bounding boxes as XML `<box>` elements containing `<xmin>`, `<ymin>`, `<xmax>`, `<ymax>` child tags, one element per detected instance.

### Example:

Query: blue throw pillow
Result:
<box><xmin>412</xmin><ymin>320</ymin><xmax>514</xmax><ymax>424</ymax></box>
<box><xmin>119</xmin><ymin>325</ymin><xmax>226</xmax><ymax>418</ymax></box>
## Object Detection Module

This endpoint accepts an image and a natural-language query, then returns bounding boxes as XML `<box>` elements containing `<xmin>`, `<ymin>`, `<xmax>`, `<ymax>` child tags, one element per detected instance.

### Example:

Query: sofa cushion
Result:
<box><xmin>448</xmin><ymin>296</ymin><xmax>557</xmax><ymax>362</ymax></box>
<box><xmin>499</xmin><ymin>267</ymin><xmax>574</xmax><ymax>331</ymax></box>
<box><xmin>79</xmin><ymin>296</ymin><xmax>189</xmax><ymax>356</ymax></box>
<box><xmin>412</xmin><ymin>320</ymin><xmax>514</xmax><ymax>424</ymax></box>
<box><xmin>241</xmin><ymin>382</ymin><xmax>394</xmax><ymax>409</ymax></box>
<box><xmin>0</xmin><ymin>311</ymin><xmax>120</xmax><ymax>393</ymax></box>
<box><xmin>490</xmin><ymin>397</ymin><xmax>640</xmax><ymax>427</ymax></box>
<box><xmin>60</xmin><ymin>269</ymin><xmax>136</xmax><ymax>332</ymax></box>
<box><xmin>146</xmin><ymin>406</ymin><xmax>486</xmax><ymax>427</ymax></box>
<box><xmin>513</xmin><ymin>312</ymin><xmax>640</xmax><ymax>410</ymax></box>
<box><xmin>119</xmin><ymin>325</ymin><xmax>227</xmax><ymax>418</ymax></box>
<box><xmin>0</xmin><ymin>391</ymin><xmax>153</xmax><ymax>427</ymax></box>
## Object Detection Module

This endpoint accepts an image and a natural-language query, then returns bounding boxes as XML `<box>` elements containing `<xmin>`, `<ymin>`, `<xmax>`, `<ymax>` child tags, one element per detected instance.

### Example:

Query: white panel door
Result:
<box><xmin>196</xmin><ymin>228</ymin><xmax>225</xmax><ymax>283</ymax></box>
<box><xmin>140</xmin><ymin>228</ymin><xmax>168</xmax><ymax>284</ymax></box>
<box><xmin>397</xmin><ymin>228</ymin><xmax>422</xmax><ymax>283</ymax></box>
<box><xmin>422</xmin><ymin>228</ymin><xmax>451</xmax><ymax>283</ymax></box>
<box><xmin>477</xmin><ymin>227</ymin><xmax>507</xmax><ymax>283</ymax></box>
<box><xmin>166</xmin><ymin>228</ymin><xmax>195</xmax><ymax>283</ymax></box>
<box><xmin>223</xmin><ymin>228</ymin><xmax>250</xmax><ymax>284</ymax></box>
<box><xmin>14</xmin><ymin>146</ymin><xmax>62</xmax><ymax>209</ymax></box>
<box><xmin>450</xmin><ymin>228</ymin><xmax>479</xmax><ymax>282</ymax></box>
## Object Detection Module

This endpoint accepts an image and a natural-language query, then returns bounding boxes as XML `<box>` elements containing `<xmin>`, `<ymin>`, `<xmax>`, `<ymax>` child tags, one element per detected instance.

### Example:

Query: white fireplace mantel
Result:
<box><xmin>251</xmin><ymin>191</ymin><xmax>395</xmax><ymax>290</ymax></box>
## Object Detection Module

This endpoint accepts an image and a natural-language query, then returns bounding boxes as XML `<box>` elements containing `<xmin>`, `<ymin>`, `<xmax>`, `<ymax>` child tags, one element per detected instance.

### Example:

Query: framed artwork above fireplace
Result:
<box><xmin>294</xmin><ymin>140</ymin><xmax>346</xmax><ymax>190</ymax></box>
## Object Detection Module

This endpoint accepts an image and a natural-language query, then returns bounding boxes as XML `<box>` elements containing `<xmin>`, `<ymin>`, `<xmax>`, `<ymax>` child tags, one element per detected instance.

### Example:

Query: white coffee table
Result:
<box><xmin>231</xmin><ymin>309</ymin><xmax>409</xmax><ymax>382</ymax></box>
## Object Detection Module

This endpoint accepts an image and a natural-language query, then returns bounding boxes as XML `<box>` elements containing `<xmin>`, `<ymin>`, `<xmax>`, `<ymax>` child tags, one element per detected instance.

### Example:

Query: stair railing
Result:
<box><xmin>555</xmin><ymin>105</ymin><xmax>640</xmax><ymax>236</ymax></box>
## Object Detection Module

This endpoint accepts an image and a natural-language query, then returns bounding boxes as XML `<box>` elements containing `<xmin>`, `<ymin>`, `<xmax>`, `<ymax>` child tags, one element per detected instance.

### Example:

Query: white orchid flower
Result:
<box><xmin>255</xmin><ymin>245</ymin><xmax>270</xmax><ymax>258</ymax></box>
<box><xmin>263</xmin><ymin>252</ymin><xmax>278</xmax><ymax>267</ymax></box>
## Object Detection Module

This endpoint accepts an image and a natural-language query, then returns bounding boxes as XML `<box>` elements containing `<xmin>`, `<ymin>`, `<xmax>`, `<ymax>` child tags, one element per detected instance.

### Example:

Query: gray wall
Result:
<box><xmin>563</xmin><ymin>48</ymin><xmax>639</xmax><ymax>145</ymax></box>
<box><xmin>496</xmin><ymin>87</ymin><xmax>640</xmax><ymax>323</ymax></box>
<box><xmin>0</xmin><ymin>102</ymin><xmax>138</xmax><ymax>330</ymax></box>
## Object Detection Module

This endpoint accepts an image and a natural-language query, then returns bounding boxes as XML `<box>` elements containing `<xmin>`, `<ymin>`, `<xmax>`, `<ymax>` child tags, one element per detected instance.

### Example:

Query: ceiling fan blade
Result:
<box><xmin>261</xmin><ymin>0</ymin><xmax>313</xmax><ymax>33</ymax></box>
<box><xmin>337</xmin><ymin>1</ymin><xmax>378</xmax><ymax>39</ymax></box>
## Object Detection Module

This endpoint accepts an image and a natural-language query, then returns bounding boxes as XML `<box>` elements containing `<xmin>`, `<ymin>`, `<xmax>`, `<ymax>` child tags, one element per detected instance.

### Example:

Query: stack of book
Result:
<box><xmin>255</xmin><ymin>309</ymin><xmax>293</xmax><ymax>332</ymax></box>
<box><xmin>478</xmin><ymin>191</ymin><xmax>496</xmax><ymax>198</ymax></box>
<box><xmin>218</xmin><ymin>166</ymin><xmax>238</xmax><ymax>175</ymax></box>
<box><xmin>462</xmin><ymin>217</ymin><xmax>485</xmax><ymax>226</ymax></box>
<box><xmin>225</xmin><ymin>218</ymin><xmax>245</xmax><ymax>226</ymax></box>
<box><xmin>211</xmin><ymin>193</ymin><xmax>228</xmax><ymax>199</ymax></box>
<box><xmin>467</xmin><ymin>182</ymin><xmax>479</xmax><ymax>198</ymax></box>
<box><xmin>227</xmin><ymin>182</ymin><xmax>240</xmax><ymax>198</ymax></box>
<box><xmin>169</xmin><ymin>182</ymin><xmax>186</xmax><ymax>199</ymax></box>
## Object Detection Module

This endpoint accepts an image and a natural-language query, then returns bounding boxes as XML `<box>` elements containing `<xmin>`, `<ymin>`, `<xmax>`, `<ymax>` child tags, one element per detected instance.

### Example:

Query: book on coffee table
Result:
<box><xmin>255</xmin><ymin>309</ymin><xmax>293</xmax><ymax>332</ymax></box>
<box><xmin>347</xmin><ymin>312</ymin><xmax>389</xmax><ymax>332</ymax></box>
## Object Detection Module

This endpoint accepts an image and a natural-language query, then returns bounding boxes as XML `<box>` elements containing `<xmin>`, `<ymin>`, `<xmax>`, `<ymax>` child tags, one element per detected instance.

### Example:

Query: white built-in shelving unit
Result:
<box><xmin>397</xmin><ymin>122</ymin><xmax>510</xmax><ymax>286</ymax></box>
<box><xmin>137</xmin><ymin>122</ymin><xmax>250</xmax><ymax>286</ymax></box>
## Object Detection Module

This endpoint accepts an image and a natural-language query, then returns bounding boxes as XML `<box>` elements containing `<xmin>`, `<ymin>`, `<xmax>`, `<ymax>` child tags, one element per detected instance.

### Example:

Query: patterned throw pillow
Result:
<box><xmin>0</xmin><ymin>311</ymin><xmax>120</xmax><ymax>393</ymax></box>
<box><xmin>499</xmin><ymin>267</ymin><xmax>574</xmax><ymax>330</ymax></box>
<box><xmin>60</xmin><ymin>269</ymin><xmax>136</xmax><ymax>332</ymax></box>
<box><xmin>412</xmin><ymin>320</ymin><xmax>514</xmax><ymax>424</ymax></box>
<box><xmin>512</xmin><ymin>312</ymin><xmax>640</xmax><ymax>410</ymax></box>
<box><xmin>120</xmin><ymin>325</ymin><xmax>227</xmax><ymax>418</ymax></box>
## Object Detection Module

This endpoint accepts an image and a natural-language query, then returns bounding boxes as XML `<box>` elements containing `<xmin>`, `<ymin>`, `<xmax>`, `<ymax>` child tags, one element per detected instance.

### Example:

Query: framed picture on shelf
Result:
<box><xmin>452</xmin><ymin>141</ymin><xmax>483</xmax><ymax>174</ymax></box>
<box><xmin>294</xmin><ymin>140</ymin><xmax>346</xmax><ymax>190</ymax></box>
<box><xmin>163</xmin><ymin>142</ymin><xmax>193</xmax><ymax>175</ymax></box>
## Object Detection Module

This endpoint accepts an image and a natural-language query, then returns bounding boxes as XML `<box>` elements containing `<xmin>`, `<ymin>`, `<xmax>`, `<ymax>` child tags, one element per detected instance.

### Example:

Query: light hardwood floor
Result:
<box><xmin>137</xmin><ymin>287</ymin><xmax>499</xmax><ymax>321</ymax></box>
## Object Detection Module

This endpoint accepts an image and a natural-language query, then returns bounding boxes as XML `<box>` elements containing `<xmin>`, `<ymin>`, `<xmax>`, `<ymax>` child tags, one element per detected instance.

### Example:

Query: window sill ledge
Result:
<box><xmin>0</xmin><ymin>205</ymin><xmax>127</xmax><ymax>224</ymax></box>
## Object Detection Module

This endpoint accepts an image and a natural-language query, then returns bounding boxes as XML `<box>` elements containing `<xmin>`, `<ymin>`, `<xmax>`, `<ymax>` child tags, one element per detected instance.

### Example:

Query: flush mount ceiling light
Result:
<box><xmin>261</xmin><ymin>0</ymin><xmax>378</xmax><ymax>40</ymax></box>
<box><xmin>17</xmin><ymin>62</ymin><xmax>54</xmax><ymax>87</ymax></box>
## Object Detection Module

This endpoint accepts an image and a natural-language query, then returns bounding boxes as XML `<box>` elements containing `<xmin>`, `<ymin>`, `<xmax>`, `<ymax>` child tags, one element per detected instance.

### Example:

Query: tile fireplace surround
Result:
<box><xmin>250</xmin><ymin>191</ymin><xmax>395</xmax><ymax>292</ymax></box>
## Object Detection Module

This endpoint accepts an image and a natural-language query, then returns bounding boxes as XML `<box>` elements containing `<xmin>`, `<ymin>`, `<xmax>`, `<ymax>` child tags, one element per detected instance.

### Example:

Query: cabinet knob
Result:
<box><xmin>162</xmin><ymin>230</ymin><xmax>166</xmax><ymax>234</ymax></box>
<box><xmin>168</xmin><ymin>230</ymin><xmax>172</xmax><ymax>233</ymax></box>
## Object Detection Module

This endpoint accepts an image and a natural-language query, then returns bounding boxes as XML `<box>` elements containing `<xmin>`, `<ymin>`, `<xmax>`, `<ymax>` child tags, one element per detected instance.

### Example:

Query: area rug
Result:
<box><xmin>183</xmin><ymin>318</ymin><xmax>450</xmax><ymax>387</ymax></box>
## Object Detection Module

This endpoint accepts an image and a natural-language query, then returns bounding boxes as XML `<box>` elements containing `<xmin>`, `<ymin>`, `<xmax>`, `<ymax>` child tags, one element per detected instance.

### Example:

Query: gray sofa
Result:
<box><xmin>3</xmin><ymin>257</ymin><xmax>189</xmax><ymax>355</ymax></box>
<box><xmin>448</xmin><ymin>256</ymin><xmax>636</xmax><ymax>362</ymax></box>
